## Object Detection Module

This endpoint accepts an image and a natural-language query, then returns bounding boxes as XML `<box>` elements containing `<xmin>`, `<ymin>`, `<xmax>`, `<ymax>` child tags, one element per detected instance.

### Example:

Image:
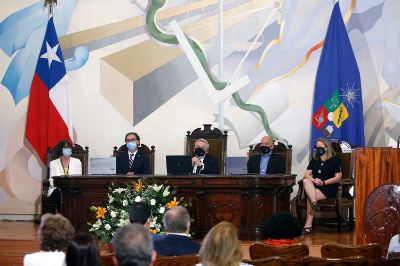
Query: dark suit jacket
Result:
<box><xmin>154</xmin><ymin>234</ymin><xmax>200</xmax><ymax>256</ymax></box>
<box><xmin>116</xmin><ymin>151</ymin><xmax>150</xmax><ymax>174</ymax></box>
<box><xmin>247</xmin><ymin>153</ymin><xmax>286</xmax><ymax>174</ymax></box>
<box><xmin>196</xmin><ymin>155</ymin><xmax>218</xmax><ymax>174</ymax></box>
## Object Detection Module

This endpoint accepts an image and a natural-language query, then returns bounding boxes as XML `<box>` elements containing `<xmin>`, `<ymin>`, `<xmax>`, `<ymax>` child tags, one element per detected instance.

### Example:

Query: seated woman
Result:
<box><xmin>196</xmin><ymin>222</ymin><xmax>251</xmax><ymax>266</ymax></box>
<box><xmin>24</xmin><ymin>214</ymin><xmax>75</xmax><ymax>266</ymax></box>
<box><xmin>66</xmin><ymin>233</ymin><xmax>101</xmax><ymax>266</ymax></box>
<box><xmin>48</xmin><ymin>139</ymin><xmax>82</xmax><ymax>212</ymax></box>
<box><xmin>261</xmin><ymin>212</ymin><xmax>302</xmax><ymax>246</ymax></box>
<box><xmin>302</xmin><ymin>137</ymin><xmax>342</xmax><ymax>234</ymax></box>
<box><xmin>388</xmin><ymin>228</ymin><xmax>400</xmax><ymax>258</ymax></box>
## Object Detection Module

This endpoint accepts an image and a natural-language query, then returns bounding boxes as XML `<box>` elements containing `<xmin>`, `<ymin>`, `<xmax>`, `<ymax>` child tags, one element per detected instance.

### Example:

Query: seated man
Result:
<box><xmin>247</xmin><ymin>136</ymin><xmax>286</xmax><ymax>174</ymax></box>
<box><xmin>116</xmin><ymin>132</ymin><xmax>150</xmax><ymax>175</ymax></box>
<box><xmin>154</xmin><ymin>206</ymin><xmax>200</xmax><ymax>256</ymax></box>
<box><xmin>191</xmin><ymin>138</ymin><xmax>218</xmax><ymax>174</ymax></box>
<box><xmin>129</xmin><ymin>202</ymin><xmax>165</xmax><ymax>241</ymax></box>
<box><xmin>113</xmin><ymin>224</ymin><xmax>157</xmax><ymax>266</ymax></box>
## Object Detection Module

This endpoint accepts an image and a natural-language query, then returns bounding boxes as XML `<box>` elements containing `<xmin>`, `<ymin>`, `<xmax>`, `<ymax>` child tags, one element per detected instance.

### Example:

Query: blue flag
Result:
<box><xmin>310</xmin><ymin>2</ymin><xmax>364</xmax><ymax>151</ymax></box>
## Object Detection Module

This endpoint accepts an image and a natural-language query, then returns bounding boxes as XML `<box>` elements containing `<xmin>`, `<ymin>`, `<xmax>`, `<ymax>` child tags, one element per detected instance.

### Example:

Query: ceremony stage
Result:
<box><xmin>0</xmin><ymin>220</ymin><xmax>355</xmax><ymax>265</ymax></box>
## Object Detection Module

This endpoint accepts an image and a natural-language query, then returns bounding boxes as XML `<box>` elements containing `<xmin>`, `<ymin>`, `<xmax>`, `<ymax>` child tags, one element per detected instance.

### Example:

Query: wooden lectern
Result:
<box><xmin>354</xmin><ymin>148</ymin><xmax>400</xmax><ymax>248</ymax></box>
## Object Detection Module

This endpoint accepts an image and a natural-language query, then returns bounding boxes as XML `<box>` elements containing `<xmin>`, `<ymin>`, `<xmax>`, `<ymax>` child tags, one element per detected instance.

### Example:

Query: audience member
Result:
<box><xmin>196</xmin><ymin>222</ymin><xmax>251</xmax><ymax>266</ymax></box>
<box><xmin>116</xmin><ymin>132</ymin><xmax>150</xmax><ymax>175</ymax></box>
<box><xmin>191</xmin><ymin>138</ymin><xmax>218</xmax><ymax>174</ymax></box>
<box><xmin>261</xmin><ymin>212</ymin><xmax>302</xmax><ymax>246</ymax></box>
<box><xmin>154</xmin><ymin>206</ymin><xmax>200</xmax><ymax>256</ymax></box>
<box><xmin>129</xmin><ymin>202</ymin><xmax>165</xmax><ymax>241</ymax></box>
<box><xmin>388</xmin><ymin>229</ymin><xmax>400</xmax><ymax>258</ymax></box>
<box><xmin>113</xmin><ymin>224</ymin><xmax>156</xmax><ymax>266</ymax></box>
<box><xmin>302</xmin><ymin>137</ymin><xmax>342</xmax><ymax>234</ymax></box>
<box><xmin>24</xmin><ymin>213</ymin><xmax>75</xmax><ymax>266</ymax></box>
<box><xmin>66</xmin><ymin>233</ymin><xmax>101</xmax><ymax>266</ymax></box>
<box><xmin>49</xmin><ymin>139</ymin><xmax>82</xmax><ymax>212</ymax></box>
<box><xmin>247</xmin><ymin>136</ymin><xmax>286</xmax><ymax>174</ymax></box>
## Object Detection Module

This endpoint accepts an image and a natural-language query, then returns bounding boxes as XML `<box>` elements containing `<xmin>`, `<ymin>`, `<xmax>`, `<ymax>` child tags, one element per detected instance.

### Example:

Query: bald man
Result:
<box><xmin>247</xmin><ymin>136</ymin><xmax>286</xmax><ymax>174</ymax></box>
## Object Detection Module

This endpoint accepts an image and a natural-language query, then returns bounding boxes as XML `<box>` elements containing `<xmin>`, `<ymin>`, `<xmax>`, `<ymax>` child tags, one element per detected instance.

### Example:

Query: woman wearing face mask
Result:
<box><xmin>301</xmin><ymin>137</ymin><xmax>342</xmax><ymax>234</ymax></box>
<box><xmin>48</xmin><ymin>140</ymin><xmax>82</xmax><ymax>212</ymax></box>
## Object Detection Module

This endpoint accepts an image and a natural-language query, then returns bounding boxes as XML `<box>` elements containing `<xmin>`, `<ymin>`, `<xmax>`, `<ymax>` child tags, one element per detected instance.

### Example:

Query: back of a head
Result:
<box><xmin>199</xmin><ymin>222</ymin><xmax>242</xmax><ymax>266</ymax></box>
<box><xmin>66</xmin><ymin>233</ymin><xmax>101</xmax><ymax>266</ymax></box>
<box><xmin>39</xmin><ymin>213</ymin><xmax>75</xmax><ymax>252</ymax></box>
<box><xmin>261</xmin><ymin>212</ymin><xmax>302</xmax><ymax>240</ymax></box>
<box><xmin>113</xmin><ymin>224</ymin><xmax>154</xmax><ymax>266</ymax></box>
<box><xmin>129</xmin><ymin>202</ymin><xmax>151</xmax><ymax>225</ymax></box>
<box><xmin>162</xmin><ymin>206</ymin><xmax>190</xmax><ymax>233</ymax></box>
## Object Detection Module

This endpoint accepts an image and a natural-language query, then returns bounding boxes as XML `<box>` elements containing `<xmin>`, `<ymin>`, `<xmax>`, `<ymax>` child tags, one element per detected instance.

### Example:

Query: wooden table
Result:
<box><xmin>55</xmin><ymin>174</ymin><xmax>296</xmax><ymax>240</ymax></box>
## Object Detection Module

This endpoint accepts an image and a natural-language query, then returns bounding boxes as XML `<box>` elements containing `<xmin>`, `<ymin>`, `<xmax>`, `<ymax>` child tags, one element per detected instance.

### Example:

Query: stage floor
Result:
<box><xmin>0</xmin><ymin>220</ymin><xmax>355</xmax><ymax>265</ymax></box>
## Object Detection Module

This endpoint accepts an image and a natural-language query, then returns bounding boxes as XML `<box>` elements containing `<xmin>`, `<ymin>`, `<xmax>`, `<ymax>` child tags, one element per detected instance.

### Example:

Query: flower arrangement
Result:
<box><xmin>88</xmin><ymin>178</ymin><xmax>187</xmax><ymax>243</ymax></box>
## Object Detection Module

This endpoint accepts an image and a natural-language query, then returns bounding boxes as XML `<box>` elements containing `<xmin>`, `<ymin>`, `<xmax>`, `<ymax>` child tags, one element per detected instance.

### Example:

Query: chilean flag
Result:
<box><xmin>26</xmin><ymin>17</ymin><xmax>73</xmax><ymax>164</ymax></box>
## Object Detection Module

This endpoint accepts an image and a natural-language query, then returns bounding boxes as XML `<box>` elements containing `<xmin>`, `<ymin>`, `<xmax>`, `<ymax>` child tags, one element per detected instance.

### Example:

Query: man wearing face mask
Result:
<box><xmin>247</xmin><ymin>136</ymin><xmax>286</xmax><ymax>174</ymax></box>
<box><xmin>48</xmin><ymin>139</ymin><xmax>82</xmax><ymax>212</ymax></box>
<box><xmin>116</xmin><ymin>132</ymin><xmax>150</xmax><ymax>175</ymax></box>
<box><xmin>192</xmin><ymin>138</ymin><xmax>218</xmax><ymax>174</ymax></box>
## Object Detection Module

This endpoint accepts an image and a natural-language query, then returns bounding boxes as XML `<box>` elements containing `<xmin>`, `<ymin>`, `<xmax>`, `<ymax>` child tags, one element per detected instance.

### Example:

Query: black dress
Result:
<box><xmin>307</xmin><ymin>156</ymin><xmax>341</xmax><ymax>198</ymax></box>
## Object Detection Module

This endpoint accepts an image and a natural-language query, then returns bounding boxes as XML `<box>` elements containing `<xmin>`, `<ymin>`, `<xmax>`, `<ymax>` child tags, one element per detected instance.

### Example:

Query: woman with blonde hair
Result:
<box><xmin>302</xmin><ymin>137</ymin><xmax>342</xmax><ymax>234</ymax></box>
<box><xmin>196</xmin><ymin>222</ymin><xmax>251</xmax><ymax>266</ymax></box>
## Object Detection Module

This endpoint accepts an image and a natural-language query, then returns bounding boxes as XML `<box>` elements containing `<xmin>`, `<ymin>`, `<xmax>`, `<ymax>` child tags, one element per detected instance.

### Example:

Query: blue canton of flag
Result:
<box><xmin>310</xmin><ymin>2</ymin><xmax>365</xmax><ymax>152</ymax></box>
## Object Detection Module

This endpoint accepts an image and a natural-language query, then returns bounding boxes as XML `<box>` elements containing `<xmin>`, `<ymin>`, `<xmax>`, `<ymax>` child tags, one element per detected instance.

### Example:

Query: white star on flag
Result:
<box><xmin>40</xmin><ymin>42</ymin><xmax>61</xmax><ymax>68</ymax></box>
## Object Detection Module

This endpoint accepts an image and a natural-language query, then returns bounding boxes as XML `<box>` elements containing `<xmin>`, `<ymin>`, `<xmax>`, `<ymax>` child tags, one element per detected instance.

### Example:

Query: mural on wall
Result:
<box><xmin>0</xmin><ymin>0</ymin><xmax>398</xmax><ymax>215</ymax></box>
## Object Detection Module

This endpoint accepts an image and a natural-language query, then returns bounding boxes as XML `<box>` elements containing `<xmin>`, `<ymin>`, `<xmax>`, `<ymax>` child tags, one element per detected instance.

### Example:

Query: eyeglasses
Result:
<box><xmin>125</xmin><ymin>138</ymin><xmax>137</xmax><ymax>142</ymax></box>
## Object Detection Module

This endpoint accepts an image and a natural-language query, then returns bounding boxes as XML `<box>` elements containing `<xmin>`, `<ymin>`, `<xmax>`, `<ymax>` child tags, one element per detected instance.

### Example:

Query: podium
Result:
<box><xmin>354</xmin><ymin>148</ymin><xmax>400</xmax><ymax>249</ymax></box>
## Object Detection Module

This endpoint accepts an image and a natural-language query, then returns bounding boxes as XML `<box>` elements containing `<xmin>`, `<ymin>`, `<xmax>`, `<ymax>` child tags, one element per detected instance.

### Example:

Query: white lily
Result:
<box><xmin>163</xmin><ymin>186</ymin><xmax>170</xmax><ymax>197</ymax></box>
<box><xmin>135</xmin><ymin>196</ymin><xmax>142</xmax><ymax>202</ymax></box>
<box><xmin>150</xmin><ymin>199</ymin><xmax>156</xmax><ymax>205</ymax></box>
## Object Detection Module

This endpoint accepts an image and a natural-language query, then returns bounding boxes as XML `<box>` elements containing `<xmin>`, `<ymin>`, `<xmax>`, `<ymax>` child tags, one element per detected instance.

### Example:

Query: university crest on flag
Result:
<box><xmin>310</xmin><ymin>2</ymin><xmax>365</xmax><ymax>151</ymax></box>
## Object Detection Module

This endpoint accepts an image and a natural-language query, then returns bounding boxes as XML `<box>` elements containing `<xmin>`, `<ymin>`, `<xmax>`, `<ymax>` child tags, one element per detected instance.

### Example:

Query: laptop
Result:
<box><xmin>166</xmin><ymin>155</ymin><xmax>193</xmax><ymax>175</ymax></box>
<box><xmin>225</xmin><ymin>156</ymin><xmax>248</xmax><ymax>175</ymax></box>
<box><xmin>90</xmin><ymin>157</ymin><xmax>116</xmax><ymax>175</ymax></box>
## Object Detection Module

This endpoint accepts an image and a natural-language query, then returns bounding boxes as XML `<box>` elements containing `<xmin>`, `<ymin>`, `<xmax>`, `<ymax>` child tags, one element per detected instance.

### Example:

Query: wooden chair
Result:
<box><xmin>243</xmin><ymin>256</ymin><xmax>285</xmax><ymax>266</ymax></box>
<box><xmin>113</xmin><ymin>143</ymin><xmax>155</xmax><ymax>174</ymax></box>
<box><xmin>321</xmin><ymin>243</ymin><xmax>382</xmax><ymax>265</ymax></box>
<box><xmin>303</xmin><ymin>255</ymin><xmax>368</xmax><ymax>266</ymax></box>
<box><xmin>42</xmin><ymin>143</ymin><xmax>89</xmax><ymax>214</ymax></box>
<box><xmin>296</xmin><ymin>147</ymin><xmax>354</xmax><ymax>232</ymax></box>
<box><xmin>248</xmin><ymin>141</ymin><xmax>293</xmax><ymax>174</ymax></box>
<box><xmin>249</xmin><ymin>242</ymin><xmax>309</xmax><ymax>261</ymax></box>
<box><xmin>101</xmin><ymin>253</ymin><xmax>116</xmax><ymax>266</ymax></box>
<box><xmin>154</xmin><ymin>254</ymin><xmax>200</xmax><ymax>266</ymax></box>
<box><xmin>186</xmin><ymin>124</ymin><xmax>228</xmax><ymax>174</ymax></box>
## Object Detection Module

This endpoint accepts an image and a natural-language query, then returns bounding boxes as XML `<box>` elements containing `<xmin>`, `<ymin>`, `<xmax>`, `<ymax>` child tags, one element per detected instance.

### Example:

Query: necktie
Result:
<box><xmin>129</xmin><ymin>153</ymin><xmax>134</xmax><ymax>169</ymax></box>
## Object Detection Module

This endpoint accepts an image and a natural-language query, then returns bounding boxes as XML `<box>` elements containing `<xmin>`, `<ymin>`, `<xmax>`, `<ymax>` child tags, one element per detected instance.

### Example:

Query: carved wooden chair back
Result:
<box><xmin>249</xmin><ymin>242</ymin><xmax>309</xmax><ymax>261</ymax></box>
<box><xmin>295</xmin><ymin>144</ymin><xmax>355</xmax><ymax>232</ymax></box>
<box><xmin>113</xmin><ymin>143</ymin><xmax>155</xmax><ymax>174</ymax></box>
<box><xmin>303</xmin><ymin>255</ymin><xmax>368</xmax><ymax>266</ymax></box>
<box><xmin>154</xmin><ymin>254</ymin><xmax>200</xmax><ymax>266</ymax></box>
<box><xmin>186</xmin><ymin>124</ymin><xmax>228</xmax><ymax>174</ymax></box>
<box><xmin>248</xmin><ymin>141</ymin><xmax>292</xmax><ymax>174</ymax></box>
<box><xmin>243</xmin><ymin>256</ymin><xmax>285</xmax><ymax>266</ymax></box>
<box><xmin>321</xmin><ymin>243</ymin><xmax>382</xmax><ymax>262</ymax></box>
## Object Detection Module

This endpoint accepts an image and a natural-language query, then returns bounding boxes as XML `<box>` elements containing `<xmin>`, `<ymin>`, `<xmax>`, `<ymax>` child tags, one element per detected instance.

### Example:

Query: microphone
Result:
<box><xmin>397</xmin><ymin>135</ymin><xmax>400</xmax><ymax>148</ymax></box>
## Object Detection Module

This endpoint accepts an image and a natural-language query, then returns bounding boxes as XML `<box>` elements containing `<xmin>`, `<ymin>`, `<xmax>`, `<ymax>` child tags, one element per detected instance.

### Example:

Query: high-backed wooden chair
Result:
<box><xmin>321</xmin><ymin>243</ymin><xmax>382</xmax><ymax>265</ymax></box>
<box><xmin>154</xmin><ymin>254</ymin><xmax>200</xmax><ymax>266</ymax></box>
<box><xmin>296</xmin><ymin>144</ymin><xmax>354</xmax><ymax>232</ymax></box>
<box><xmin>113</xmin><ymin>144</ymin><xmax>155</xmax><ymax>175</ymax></box>
<box><xmin>303</xmin><ymin>255</ymin><xmax>368</xmax><ymax>266</ymax></box>
<box><xmin>248</xmin><ymin>141</ymin><xmax>293</xmax><ymax>174</ymax></box>
<box><xmin>249</xmin><ymin>242</ymin><xmax>309</xmax><ymax>261</ymax></box>
<box><xmin>186</xmin><ymin>124</ymin><xmax>228</xmax><ymax>175</ymax></box>
<box><xmin>243</xmin><ymin>256</ymin><xmax>285</xmax><ymax>266</ymax></box>
<box><xmin>42</xmin><ymin>143</ymin><xmax>89</xmax><ymax>214</ymax></box>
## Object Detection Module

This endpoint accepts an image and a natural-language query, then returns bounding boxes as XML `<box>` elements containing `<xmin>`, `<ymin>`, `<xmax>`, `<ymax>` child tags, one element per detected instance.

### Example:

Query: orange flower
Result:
<box><xmin>96</xmin><ymin>207</ymin><xmax>107</xmax><ymax>219</ymax></box>
<box><xmin>166</xmin><ymin>197</ymin><xmax>180</xmax><ymax>208</ymax></box>
<box><xmin>149</xmin><ymin>228</ymin><xmax>157</xmax><ymax>234</ymax></box>
<box><xmin>135</xmin><ymin>181</ymin><xmax>144</xmax><ymax>192</ymax></box>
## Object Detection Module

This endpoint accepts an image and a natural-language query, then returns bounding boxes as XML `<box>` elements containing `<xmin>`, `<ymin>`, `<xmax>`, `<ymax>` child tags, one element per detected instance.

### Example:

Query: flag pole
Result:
<box><xmin>217</xmin><ymin>0</ymin><xmax>225</xmax><ymax>131</ymax></box>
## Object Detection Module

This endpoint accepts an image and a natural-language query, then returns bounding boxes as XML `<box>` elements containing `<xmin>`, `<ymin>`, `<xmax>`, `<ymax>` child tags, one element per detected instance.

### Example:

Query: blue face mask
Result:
<box><xmin>62</xmin><ymin>148</ymin><xmax>72</xmax><ymax>158</ymax></box>
<box><xmin>126</xmin><ymin>142</ymin><xmax>137</xmax><ymax>152</ymax></box>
